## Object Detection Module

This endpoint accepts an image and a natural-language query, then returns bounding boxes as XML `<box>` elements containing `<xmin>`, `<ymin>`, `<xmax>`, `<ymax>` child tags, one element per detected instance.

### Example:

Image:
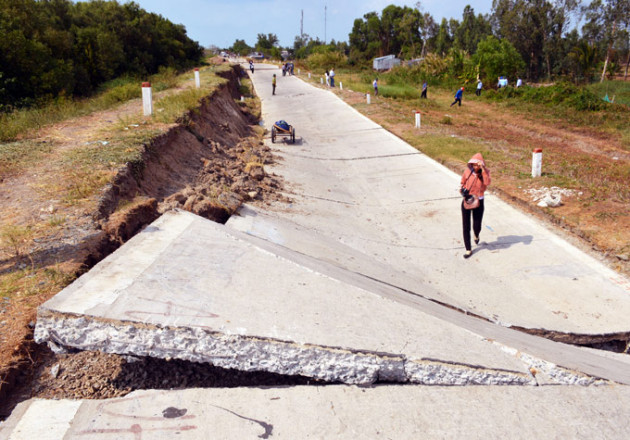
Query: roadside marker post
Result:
<box><xmin>532</xmin><ymin>148</ymin><xmax>543</xmax><ymax>177</ymax></box>
<box><xmin>340</xmin><ymin>82</ymin><xmax>343</xmax><ymax>90</ymax></box>
<box><xmin>194</xmin><ymin>68</ymin><xmax>200</xmax><ymax>88</ymax></box>
<box><xmin>142</xmin><ymin>82</ymin><xmax>152</xmax><ymax>116</ymax></box>
<box><xmin>308</xmin><ymin>72</ymin><xmax>311</xmax><ymax>79</ymax></box>
<box><xmin>367</xmin><ymin>93</ymin><xmax>371</xmax><ymax>104</ymax></box>
<box><xmin>414</xmin><ymin>111</ymin><xmax>421</xmax><ymax>128</ymax></box>
<box><xmin>320</xmin><ymin>77</ymin><xmax>323</xmax><ymax>84</ymax></box>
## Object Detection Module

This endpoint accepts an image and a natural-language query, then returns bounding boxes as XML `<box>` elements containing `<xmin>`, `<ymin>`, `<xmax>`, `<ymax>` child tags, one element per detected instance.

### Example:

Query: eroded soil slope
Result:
<box><xmin>0</xmin><ymin>65</ymin><xmax>287</xmax><ymax>416</ymax></box>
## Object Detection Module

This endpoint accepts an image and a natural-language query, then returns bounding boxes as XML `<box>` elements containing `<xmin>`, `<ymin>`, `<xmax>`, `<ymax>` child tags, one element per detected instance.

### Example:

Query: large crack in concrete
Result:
<box><xmin>34</xmin><ymin>312</ymin><xmax>604</xmax><ymax>387</ymax></box>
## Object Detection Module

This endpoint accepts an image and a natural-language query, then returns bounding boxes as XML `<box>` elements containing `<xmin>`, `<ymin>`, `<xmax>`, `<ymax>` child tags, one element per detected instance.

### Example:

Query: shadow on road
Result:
<box><xmin>482</xmin><ymin>235</ymin><xmax>534</xmax><ymax>251</ymax></box>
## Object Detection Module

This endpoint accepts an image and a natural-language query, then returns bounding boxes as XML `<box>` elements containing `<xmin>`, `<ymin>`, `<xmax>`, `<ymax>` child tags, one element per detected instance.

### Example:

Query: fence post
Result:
<box><xmin>532</xmin><ymin>148</ymin><xmax>543</xmax><ymax>177</ymax></box>
<box><xmin>142</xmin><ymin>82</ymin><xmax>152</xmax><ymax>116</ymax></box>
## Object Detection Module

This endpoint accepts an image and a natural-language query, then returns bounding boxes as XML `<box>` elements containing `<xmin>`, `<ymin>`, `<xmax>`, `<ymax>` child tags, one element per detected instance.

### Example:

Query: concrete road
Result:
<box><xmin>3</xmin><ymin>386</ymin><xmax>630</xmax><ymax>439</ymax></box>
<box><xmin>234</xmin><ymin>63</ymin><xmax>630</xmax><ymax>341</ymax></box>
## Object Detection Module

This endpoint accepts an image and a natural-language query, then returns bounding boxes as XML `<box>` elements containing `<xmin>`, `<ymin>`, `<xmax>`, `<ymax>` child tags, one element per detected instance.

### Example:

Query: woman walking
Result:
<box><xmin>460</xmin><ymin>153</ymin><xmax>491</xmax><ymax>258</ymax></box>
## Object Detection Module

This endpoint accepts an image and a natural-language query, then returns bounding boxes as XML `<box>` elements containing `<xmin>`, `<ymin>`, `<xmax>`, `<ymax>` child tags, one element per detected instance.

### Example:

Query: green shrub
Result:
<box><xmin>305</xmin><ymin>51</ymin><xmax>348</xmax><ymax>71</ymax></box>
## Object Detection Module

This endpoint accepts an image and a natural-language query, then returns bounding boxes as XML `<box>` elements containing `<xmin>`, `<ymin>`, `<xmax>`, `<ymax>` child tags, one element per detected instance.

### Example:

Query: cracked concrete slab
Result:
<box><xmin>239</xmin><ymin>64</ymin><xmax>630</xmax><ymax>341</ymax></box>
<box><xmin>3</xmin><ymin>386</ymin><xmax>630</xmax><ymax>439</ymax></box>
<box><xmin>35</xmin><ymin>209</ymin><xmax>610</xmax><ymax>386</ymax></box>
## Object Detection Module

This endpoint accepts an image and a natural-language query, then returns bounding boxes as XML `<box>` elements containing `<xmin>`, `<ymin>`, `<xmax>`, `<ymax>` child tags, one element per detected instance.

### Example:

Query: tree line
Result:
<box><xmin>230</xmin><ymin>0</ymin><xmax>630</xmax><ymax>84</ymax></box>
<box><xmin>0</xmin><ymin>0</ymin><xmax>203</xmax><ymax>111</ymax></box>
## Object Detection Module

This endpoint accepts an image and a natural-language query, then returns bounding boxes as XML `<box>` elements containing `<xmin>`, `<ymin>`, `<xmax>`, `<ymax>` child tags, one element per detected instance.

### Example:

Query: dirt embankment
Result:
<box><xmin>96</xmin><ymin>68</ymin><xmax>284</xmax><ymax>249</ymax></box>
<box><xmin>0</xmin><ymin>65</ymin><xmax>287</xmax><ymax>417</ymax></box>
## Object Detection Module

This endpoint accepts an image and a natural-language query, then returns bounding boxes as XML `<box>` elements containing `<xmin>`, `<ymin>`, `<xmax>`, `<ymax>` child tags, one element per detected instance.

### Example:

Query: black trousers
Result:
<box><xmin>451</xmin><ymin>98</ymin><xmax>461</xmax><ymax>106</ymax></box>
<box><xmin>421</xmin><ymin>89</ymin><xmax>427</xmax><ymax>98</ymax></box>
<box><xmin>461</xmin><ymin>198</ymin><xmax>485</xmax><ymax>251</ymax></box>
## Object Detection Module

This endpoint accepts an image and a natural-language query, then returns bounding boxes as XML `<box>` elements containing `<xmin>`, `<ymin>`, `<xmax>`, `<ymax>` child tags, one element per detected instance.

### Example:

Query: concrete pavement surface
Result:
<box><xmin>233</xmin><ymin>63</ymin><xmax>630</xmax><ymax>340</ymax></box>
<box><xmin>3</xmin><ymin>386</ymin><xmax>630</xmax><ymax>439</ymax></box>
<box><xmin>36</xmin><ymin>209</ymin><xmax>610</xmax><ymax>386</ymax></box>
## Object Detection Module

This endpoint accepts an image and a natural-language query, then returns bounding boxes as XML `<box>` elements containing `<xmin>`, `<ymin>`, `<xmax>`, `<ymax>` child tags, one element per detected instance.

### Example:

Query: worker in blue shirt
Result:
<box><xmin>451</xmin><ymin>87</ymin><xmax>464</xmax><ymax>107</ymax></box>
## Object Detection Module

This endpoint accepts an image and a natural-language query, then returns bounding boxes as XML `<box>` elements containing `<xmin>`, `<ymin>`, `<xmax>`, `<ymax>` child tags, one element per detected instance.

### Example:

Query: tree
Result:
<box><xmin>255</xmin><ymin>33</ymin><xmax>279</xmax><ymax>52</ymax></box>
<box><xmin>568</xmin><ymin>40</ymin><xmax>599</xmax><ymax>82</ymax></box>
<box><xmin>453</xmin><ymin>5</ymin><xmax>492</xmax><ymax>54</ymax></box>
<box><xmin>230</xmin><ymin>39</ymin><xmax>251</xmax><ymax>56</ymax></box>
<box><xmin>0</xmin><ymin>0</ymin><xmax>203</xmax><ymax>109</ymax></box>
<box><xmin>414</xmin><ymin>2</ymin><xmax>438</xmax><ymax>57</ymax></box>
<box><xmin>434</xmin><ymin>18</ymin><xmax>453</xmax><ymax>55</ymax></box>
<box><xmin>582</xmin><ymin>0</ymin><xmax>630</xmax><ymax>82</ymax></box>
<box><xmin>348</xmin><ymin>5</ymin><xmax>427</xmax><ymax>62</ymax></box>
<box><xmin>492</xmin><ymin>0</ymin><xmax>577</xmax><ymax>81</ymax></box>
<box><xmin>474</xmin><ymin>35</ymin><xmax>525</xmax><ymax>83</ymax></box>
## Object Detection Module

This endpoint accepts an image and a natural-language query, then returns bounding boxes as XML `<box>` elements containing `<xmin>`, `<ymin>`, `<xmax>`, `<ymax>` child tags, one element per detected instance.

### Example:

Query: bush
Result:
<box><xmin>305</xmin><ymin>51</ymin><xmax>348</xmax><ymax>71</ymax></box>
<box><xmin>484</xmin><ymin>81</ymin><xmax>605</xmax><ymax>111</ymax></box>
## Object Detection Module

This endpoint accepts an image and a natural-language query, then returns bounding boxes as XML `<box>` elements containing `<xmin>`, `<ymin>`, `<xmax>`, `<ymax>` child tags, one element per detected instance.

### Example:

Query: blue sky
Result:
<box><xmin>125</xmin><ymin>0</ymin><xmax>494</xmax><ymax>49</ymax></box>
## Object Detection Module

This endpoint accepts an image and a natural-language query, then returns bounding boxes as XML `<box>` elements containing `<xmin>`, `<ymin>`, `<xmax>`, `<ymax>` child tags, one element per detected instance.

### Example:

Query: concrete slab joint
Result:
<box><xmin>35</xmin><ymin>312</ymin><xmax>598</xmax><ymax>387</ymax></box>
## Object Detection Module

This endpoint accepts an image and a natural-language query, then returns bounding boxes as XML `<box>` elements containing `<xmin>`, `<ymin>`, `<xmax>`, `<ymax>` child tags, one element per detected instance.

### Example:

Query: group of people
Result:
<box><xmin>282</xmin><ymin>62</ymin><xmax>295</xmax><ymax>76</ymax></box>
<box><xmin>324</xmin><ymin>68</ymin><xmax>335</xmax><ymax>87</ymax></box>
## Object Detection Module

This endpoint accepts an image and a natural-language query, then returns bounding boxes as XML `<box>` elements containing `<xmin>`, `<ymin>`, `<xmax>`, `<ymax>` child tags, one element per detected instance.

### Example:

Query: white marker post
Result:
<box><xmin>194</xmin><ymin>68</ymin><xmax>200</xmax><ymax>88</ymax></box>
<box><xmin>340</xmin><ymin>82</ymin><xmax>343</xmax><ymax>90</ymax></box>
<box><xmin>308</xmin><ymin>72</ymin><xmax>311</xmax><ymax>79</ymax></box>
<box><xmin>141</xmin><ymin>82</ymin><xmax>152</xmax><ymax>116</ymax></box>
<box><xmin>414</xmin><ymin>111</ymin><xmax>421</xmax><ymax>128</ymax></box>
<box><xmin>320</xmin><ymin>77</ymin><xmax>323</xmax><ymax>84</ymax></box>
<box><xmin>298</xmin><ymin>69</ymin><xmax>301</xmax><ymax>75</ymax></box>
<box><xmin>532</xmin><ymin>148</ymin><xmax>543</xmax><ymax>177</ymax></box>
<box><xmin>367</xmin><ymin>93</ymin><xmax>371</xmax><ymax>104</ymax></box>
<box><xmin>240</xmin><ymin>96</ymin><xmax>244</xmax><ymax>102</ymax></box>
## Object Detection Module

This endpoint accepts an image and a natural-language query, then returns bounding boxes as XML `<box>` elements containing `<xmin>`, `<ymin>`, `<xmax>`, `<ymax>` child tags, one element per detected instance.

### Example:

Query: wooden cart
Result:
<box><xmin>271</xmin><ymin>122</ymin><xmax>296</xmax><ymax>144</ymax></box>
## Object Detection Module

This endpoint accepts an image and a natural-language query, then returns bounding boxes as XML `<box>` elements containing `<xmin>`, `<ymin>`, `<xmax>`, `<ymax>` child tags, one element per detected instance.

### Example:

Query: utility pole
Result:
<box><xmin>301</xmin><ymin>9</ymin><xmax>304</xmax><ymax>38</ymax></box>
<box><xmin>324</xmin><ymin>5</ymin><xmax>327</xmax><ymax>44</ymax></box>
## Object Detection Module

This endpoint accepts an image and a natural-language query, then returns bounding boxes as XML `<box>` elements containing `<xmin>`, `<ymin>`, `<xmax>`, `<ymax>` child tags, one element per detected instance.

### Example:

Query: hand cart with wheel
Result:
<box><xmin>271</xmin><ymin>120</ymin><xmax>296</xmax><ymax>144</ymax></box>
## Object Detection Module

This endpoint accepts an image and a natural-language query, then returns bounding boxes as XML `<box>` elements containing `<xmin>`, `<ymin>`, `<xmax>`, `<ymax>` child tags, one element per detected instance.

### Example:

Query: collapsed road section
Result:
<box><xmin>34</xmin><ymin>210</ymin><xmax>627</xmax><ymax>386</ymax></box>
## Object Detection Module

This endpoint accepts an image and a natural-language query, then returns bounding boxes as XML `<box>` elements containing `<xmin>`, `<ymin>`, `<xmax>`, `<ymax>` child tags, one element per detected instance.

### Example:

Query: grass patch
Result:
<box><xmin>0</xmin><ymin>64</ymin><xmax>228</xmax><ymax>143</ymax></box>
<box><xmin>588</xmin><ymin>80</ymin><xmax>630</xmax><ymax>106</ymax></box>
<box><xmin>409</xmin><ymin>134</ymin><xmax>490</xmax><ymax>163</ymax></box>
<box><xmin>0</xmin><ymin>224</ymin><xmax>34</xmax><ymax>259</ymax></box>
<box><xmin>0</xmin><ymin>140</ymin><xmax>54</xmax><ymax>177</ymax></box>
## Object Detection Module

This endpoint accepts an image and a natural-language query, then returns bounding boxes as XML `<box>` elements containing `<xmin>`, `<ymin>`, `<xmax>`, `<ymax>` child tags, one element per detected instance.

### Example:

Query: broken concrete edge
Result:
<box><xmin>232</xmin><ymin>208</ymin><xmax>630</xmax><ymax>348</ymax></box>
<box><xmin>510</xmin><ymin>325</ymin><xmax>630</xmax><ymax>346</ymax></box>
<box><xmin>33</xmin><ymin>311</ymin><xmax>603</xmax><ymax>387</ymax></box>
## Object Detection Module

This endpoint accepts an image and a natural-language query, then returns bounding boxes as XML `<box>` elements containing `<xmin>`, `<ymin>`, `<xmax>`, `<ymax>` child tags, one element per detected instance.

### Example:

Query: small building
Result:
<box><xmin>373</xmin><ymin>55</ymin><xmax>401</xmax><ymax>71</ymax></box>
